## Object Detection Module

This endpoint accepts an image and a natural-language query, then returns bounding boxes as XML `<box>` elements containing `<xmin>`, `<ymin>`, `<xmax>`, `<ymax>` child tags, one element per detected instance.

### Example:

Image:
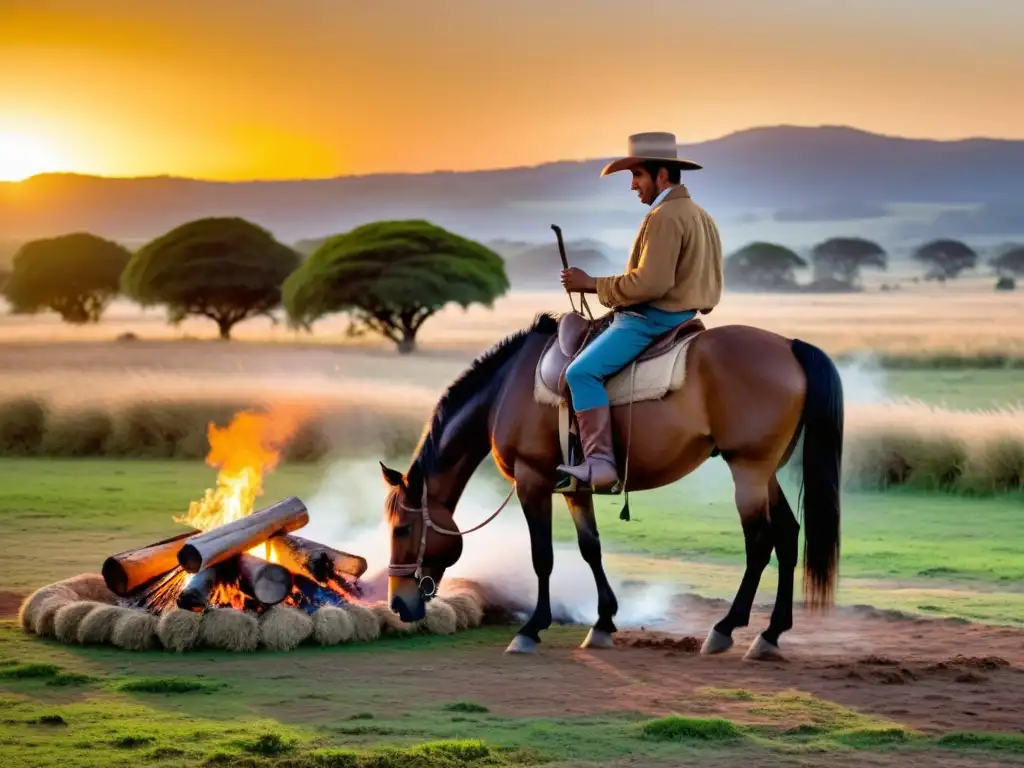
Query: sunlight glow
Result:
<box><xmin>0</xmin><ymin>131</ymin><xmax>65</xmax><ymax>181</ymax></box>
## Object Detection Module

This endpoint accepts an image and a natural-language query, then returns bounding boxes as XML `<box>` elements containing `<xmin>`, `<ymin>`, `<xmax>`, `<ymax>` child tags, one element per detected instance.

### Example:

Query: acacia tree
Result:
<box><xmin>283</xmin><ymin>219</ymin><xmax>509</xmax><ymax>353</ymax></box>
<box><xmin>724</xmin><ymin>242</ymin><xmax>807</xmax><ymax>291</ymax></box>
<box><xmin>991</xmin><ymin>245</ymin><xmax>1024</xmax><ymax>277</ymax></box>
<box><xmin>1</xmin><ymin>233</ymin><xmax>131</xmax><ymax>323</ymax></box>
<box><xmin>912</xmin><ymin>239</ymin><xmax>978</xmax><ymax>282</ymax></box>
<box><xmin>121</xmin><ymin>217</ymin><xmax>301</xmax><ymax>339</ymax></box>
<box><xmin>991</xmin><ymin>245</ymin><xmax>1024</xmax><ymax>290</ymax></box>
<box><xmin>810</xmin><ymin>237</ymin><xmax>887</xmax><ymax>287</ymax></box>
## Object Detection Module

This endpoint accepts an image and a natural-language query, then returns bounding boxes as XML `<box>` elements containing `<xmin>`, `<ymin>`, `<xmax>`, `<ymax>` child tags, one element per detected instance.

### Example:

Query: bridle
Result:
<box><xmin>387</xmin><ymin>481</ymin><xmax>517</xmax><ymax>600</ymax></box>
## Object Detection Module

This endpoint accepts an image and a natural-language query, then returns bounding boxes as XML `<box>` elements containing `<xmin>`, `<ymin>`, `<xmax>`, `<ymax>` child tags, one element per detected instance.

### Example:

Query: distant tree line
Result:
<box><xmin>2</xmin><ymin>219</ymin><xmax>1021</xmax><ymax>350</ymax></box>
<box><xmin>0</xmin><ymin>218</ymin><xmax>509</xmax><ymax>352</ymax></box>
<box><xmin>725</xmin><ymin>237</ymin><xmax>1022</xmax><ymax>293</ymax></box>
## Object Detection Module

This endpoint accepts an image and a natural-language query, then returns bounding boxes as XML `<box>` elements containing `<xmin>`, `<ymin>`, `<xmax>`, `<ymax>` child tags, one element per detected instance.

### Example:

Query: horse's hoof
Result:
<box><xmin>743</xmin><ymin>633</ymin><xmax>785</xmax><ymax>662</ymax></box>
<box><xmin>505</xmin><ymin>634</ymin><xmax>538</xmax><ymax>654</ymax></box>
<box><xmin>580</xmin><ymin>628</ymin><xmax>615</xmax><ymax>649</ymax></box>
<box><xmin>700</xmin><ymin>627</ymin><xmax>734</xmax><ymax>655</ymax></box>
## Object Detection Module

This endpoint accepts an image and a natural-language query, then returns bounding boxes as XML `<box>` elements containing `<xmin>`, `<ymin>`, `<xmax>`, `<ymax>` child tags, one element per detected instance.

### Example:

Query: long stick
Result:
<box><xmin>551</xmin><ymin>224</ymin><xmax>589</xmax><ymax>317</ymax></box>
<box><xmin>551</xmin><ymin>224</ymin><xmax>570</xmax><ymax>270</ymax></box>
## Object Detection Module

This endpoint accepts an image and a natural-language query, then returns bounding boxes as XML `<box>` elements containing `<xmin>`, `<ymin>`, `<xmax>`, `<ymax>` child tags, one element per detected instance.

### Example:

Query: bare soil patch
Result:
<box><xmin>268</xmin><ymin>596</ymin><xmax>1024</xmax><ymax>738</ymax></box>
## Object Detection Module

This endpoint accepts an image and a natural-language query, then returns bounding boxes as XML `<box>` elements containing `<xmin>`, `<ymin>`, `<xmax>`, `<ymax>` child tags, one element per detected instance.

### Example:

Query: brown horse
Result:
<box><xmin>380</xmin><ymin>310</ymin><xmax>843</xmax><ymax>660</ymax></box>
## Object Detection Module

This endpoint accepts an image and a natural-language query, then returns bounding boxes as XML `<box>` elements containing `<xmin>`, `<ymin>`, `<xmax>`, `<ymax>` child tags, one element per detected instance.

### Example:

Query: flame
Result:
<box><xmin>176</xmin><ymin>407</ymin><xmax>303</xmax><ymax>534</ymax></box>
<box><xmin>138</xmin><ymin>404</ymin><xmax>362</xmax><ymax>615</ymax></box>
<box><xmin>175</xmin><ymin>407</ymin><xmax>302</xmax><ymax>591</ymax></box>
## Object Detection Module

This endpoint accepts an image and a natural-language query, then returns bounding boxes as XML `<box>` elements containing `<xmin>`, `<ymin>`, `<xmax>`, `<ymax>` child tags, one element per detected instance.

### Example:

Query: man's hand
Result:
<box><xmin>561</xmin><ymin>267</ymin><xmax>597</xmax><ymax>293</ymax></box>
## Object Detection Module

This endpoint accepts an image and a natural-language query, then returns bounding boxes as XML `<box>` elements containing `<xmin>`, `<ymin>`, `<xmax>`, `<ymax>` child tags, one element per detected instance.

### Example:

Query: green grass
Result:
<box><xmin>1</xmin><ymin>457</ymin><xmax>1023</xmax><ymax>764</ymax></box>
<box><xmin>0</xmin><ymin>649</ymin><xmax>1017</xmax><ymax>766</ymax></box>
<box><xmin>1</xmin><ymin>458</ymin><xmax>1022</xmax><ymax>625</ymax></box>
<box><xmin>883</xmin><ymin>368</ymin><xmax>1024</xmax><ymax>409</ymax></box>
<box><xmin>579</xmin><ymin>481</ymin><xmax>1024</xmax><ymax>586</ymax></box>
<box><xmin>581</xmin><ymin>477</ymin><xmax>1024</xmax><ymax>626</ymax></box>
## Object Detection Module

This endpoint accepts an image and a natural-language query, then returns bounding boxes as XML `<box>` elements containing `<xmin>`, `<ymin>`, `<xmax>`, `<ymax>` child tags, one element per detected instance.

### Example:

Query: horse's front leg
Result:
<box><xmin>505</xmin><ymin>469</ymin><xmax>553</xmax><ymax>654</ymax></box>
<box><xmin>564</xmin><ymin>493</ymin><xmax>618</xmax><ymax>649</ymax></box>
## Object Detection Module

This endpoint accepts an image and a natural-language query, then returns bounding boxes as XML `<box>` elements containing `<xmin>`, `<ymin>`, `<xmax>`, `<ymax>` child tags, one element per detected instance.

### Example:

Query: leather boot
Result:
<box><xmin>556</xmin><ymin>405</ymin><xmax>619</xmax><ymax>491</ymax></box>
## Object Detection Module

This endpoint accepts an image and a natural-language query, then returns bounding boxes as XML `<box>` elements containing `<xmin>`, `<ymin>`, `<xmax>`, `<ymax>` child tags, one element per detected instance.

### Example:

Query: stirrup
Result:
<box><xmin>553</xmin><ymin>471</ymin><xmax>579</xmax><ymax>494</ymax></box>
<box><xmin>553</xmin><ymin>466</ymin><xmax>623</xmax><ymax>495</ymax></box>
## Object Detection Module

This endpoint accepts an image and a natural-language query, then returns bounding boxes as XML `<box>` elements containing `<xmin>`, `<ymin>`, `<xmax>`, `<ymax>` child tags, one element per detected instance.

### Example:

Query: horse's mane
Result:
<box><xmin>412</xmin><ymin>312</ymin><xmax>558</xmax><ymax>475</ymax></box>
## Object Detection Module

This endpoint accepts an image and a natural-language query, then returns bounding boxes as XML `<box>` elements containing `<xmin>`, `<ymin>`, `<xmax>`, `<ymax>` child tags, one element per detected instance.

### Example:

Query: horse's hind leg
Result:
<box><xmin>564</xmin><ymin>493</ymin><xmax>619</xmax><ymax>649</ymax></box>
<box><xmin>701</xmin><ymin>458</ymin><xmax>773</xmax><ymax>657</ymax></box>
<box><xmin>744</xmin><ymin>478</ymin><xmax>799</xmax><ymax>661</ymax></box>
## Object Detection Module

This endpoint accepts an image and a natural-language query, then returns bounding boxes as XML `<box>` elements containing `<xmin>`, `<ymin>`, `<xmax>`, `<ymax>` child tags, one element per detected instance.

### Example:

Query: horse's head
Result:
<box><xmin>380</xmin><ymin>460</ymin><xmax>463</xmax><ymax>622</ymax></box>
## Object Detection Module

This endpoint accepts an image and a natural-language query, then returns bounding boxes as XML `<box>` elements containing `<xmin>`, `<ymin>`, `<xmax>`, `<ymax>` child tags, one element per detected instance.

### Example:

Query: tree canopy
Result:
<box><xmin>0</xmin><ymin>233</ymin><xmax>131</xmax><ymax>323</ymax></box>
<box><xmin>283</xmin><ymin>219</ymin><xmax>509</xmax><ymax>353</ymax></box>
<box><xmin>121</xmin><ymin>217</ymin><xmax>301</xmax><ymax>339</ymax></box>
<box><xmin>912</xmin><ymin>239</ymin><xmax>978</xmax><ymax>282</ymax></box>
<box><xmin>991</xmin><ymin>245</ymin><xmax>1024</xmax><ymax>277</ymax></box>
<box><xmin>724</xmin><ymin>242</ymin><xmax>807</xmax><ymax>291</ymax></box>
<box><xmin>810</xmin><ymin>237</ymin><xmax>887</xmax><ymax>286</ymax></box>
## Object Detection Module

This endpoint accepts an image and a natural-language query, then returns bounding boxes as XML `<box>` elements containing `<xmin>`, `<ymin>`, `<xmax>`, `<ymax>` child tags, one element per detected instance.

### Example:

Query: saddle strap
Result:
<box><xmin>622</xmin><ymin>361</ymin><xmax>636</xmax><ymax>491</ymax></box>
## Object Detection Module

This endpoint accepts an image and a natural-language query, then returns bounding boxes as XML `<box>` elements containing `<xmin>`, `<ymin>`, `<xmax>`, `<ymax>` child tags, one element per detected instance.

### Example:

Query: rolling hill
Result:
<box><xmin>1</xmin><ymin>125</ymin><xmax>1023</xmax><ymax>252</ymax></box>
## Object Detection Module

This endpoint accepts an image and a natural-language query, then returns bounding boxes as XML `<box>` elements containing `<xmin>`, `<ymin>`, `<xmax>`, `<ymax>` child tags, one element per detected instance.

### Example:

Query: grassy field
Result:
<box><xmin>2</xmin><ymin>458</ymin><xmax>1022</xmax><ymax>623</ymax></box>
<box><xmin>2</xmin><ymin>283</ymin><xmax>1023</xmax><ymax>357</ymax></box>
<box><xmin>882</xmin><ymin>369</ymin><xmax>1024</xmax><ymax>410</ymax></box>
<box><xmin>2</xmin><ymin>283</ymin><xmax>1023</xmax><ymax>766</ymax></box>
<box><xmin>3</xmin><ymin>459</ymin><xmax>1024</xmax><ymax>766</ymax></box>
<box><xmin>6</xmin><ymin>626</ymin><xmax>1024</xmax><ymax>768</ymax></box>
<box><xmin>10</xmin><ymin>628</ymin><xmax>1023</xmax><ymax>768</ymax></box>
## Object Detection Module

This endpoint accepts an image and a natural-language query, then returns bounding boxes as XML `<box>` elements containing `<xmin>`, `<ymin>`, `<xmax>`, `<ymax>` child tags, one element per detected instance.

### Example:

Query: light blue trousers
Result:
<box><xmin>564</xmin><ymin>305</ymin><xmax>698</xmax><ymax>411</ymax></box>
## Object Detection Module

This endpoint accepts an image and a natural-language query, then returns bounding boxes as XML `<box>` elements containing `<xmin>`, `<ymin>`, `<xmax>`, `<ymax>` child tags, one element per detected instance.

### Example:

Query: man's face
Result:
<box><xmin>629</xmin><ymin>166</ymin><xmax>658</xmax><ymax>205</ymax></box>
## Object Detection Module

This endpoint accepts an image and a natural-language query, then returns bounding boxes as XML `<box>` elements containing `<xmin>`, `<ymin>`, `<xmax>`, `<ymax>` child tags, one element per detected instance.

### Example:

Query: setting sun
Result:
<box><xmin>0</xmin><ymin>130</ymin><xmax>65</xmax><ymax>181</ymax></box>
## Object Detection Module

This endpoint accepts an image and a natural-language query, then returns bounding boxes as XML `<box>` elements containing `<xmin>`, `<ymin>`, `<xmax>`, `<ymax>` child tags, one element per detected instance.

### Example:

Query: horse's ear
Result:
<box><xmin>380</xmin><ymin>461</ymin><xmax>403</xmax><ymax>487</ymax></box>
<box><xmin>405</xmin><ymin>461</ymin><xmax>424</xmax><ymax>498</ymax></box>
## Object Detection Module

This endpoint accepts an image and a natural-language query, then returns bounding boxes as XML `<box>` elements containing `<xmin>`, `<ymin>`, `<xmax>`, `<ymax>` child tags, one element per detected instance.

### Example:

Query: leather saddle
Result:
<box><xmin>540</xmin><ymin>310</ymin><xmax>706</xmax><ymax>399</ymax></box>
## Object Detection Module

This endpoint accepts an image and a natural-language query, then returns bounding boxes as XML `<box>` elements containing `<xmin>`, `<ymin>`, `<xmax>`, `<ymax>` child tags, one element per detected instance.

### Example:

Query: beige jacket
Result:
<box><xmin>595</xmin><ymin>185</ymin><xmax>723</xmax><ymax>313</ymax></box>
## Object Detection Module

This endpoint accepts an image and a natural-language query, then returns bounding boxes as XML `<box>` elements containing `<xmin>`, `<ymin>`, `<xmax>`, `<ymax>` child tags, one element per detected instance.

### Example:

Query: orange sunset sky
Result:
<box><xmin>1</xmin><ymin>0</ymin><xmax>1021</xmax><ymax>181</ymax></box>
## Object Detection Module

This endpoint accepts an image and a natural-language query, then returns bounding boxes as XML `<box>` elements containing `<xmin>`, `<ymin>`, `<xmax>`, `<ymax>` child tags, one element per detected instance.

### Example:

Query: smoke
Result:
<box><xmin>835</xmin><ymin>351</ymin><xmax>892</xmax><ymax>405</ymax></box>
<box><xmin>299</xmin><ymin>458</ymin><xmax>683</xmax><ymax>629</ymax></box>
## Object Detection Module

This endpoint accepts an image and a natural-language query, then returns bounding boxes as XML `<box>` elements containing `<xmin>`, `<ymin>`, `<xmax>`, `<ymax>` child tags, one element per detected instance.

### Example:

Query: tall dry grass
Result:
<box><xmin>843</xmin><ymin>401</ymin><xmax>1024</xmax><ymax>494</ymax></box>
<box><xmin>1</xmin><ymin>388</ymin><xmax>1021</xmax><ymax>495</ymax></box>
<box><xmin>1</xmin><ymin>282</ymin><xmax>1022</xmax><ymax>492</ymax></box>
<box><xmin>1</xmin><ymin>283</ymin><xmax>1023</xmax><ymax>357</ymax></box>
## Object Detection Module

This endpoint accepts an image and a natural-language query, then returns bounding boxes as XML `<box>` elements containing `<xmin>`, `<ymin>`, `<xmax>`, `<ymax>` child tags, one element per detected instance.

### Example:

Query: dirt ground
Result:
<box><xmin>8</xmin><ymin>589</ymin><xmax>1019</xmax><ymax>742</ymax></box>
<box><xmin>321</xmin><ymin>594</ymin><xmax>1024</xmax><ymax>737</ymax></box>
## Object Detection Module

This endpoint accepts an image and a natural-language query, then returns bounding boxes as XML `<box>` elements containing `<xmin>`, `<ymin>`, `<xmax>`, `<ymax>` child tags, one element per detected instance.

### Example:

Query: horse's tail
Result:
<box><xmin>790</xmin><ymin>338</ymin><xmax>844</xmax><ymax>612</ymax></box>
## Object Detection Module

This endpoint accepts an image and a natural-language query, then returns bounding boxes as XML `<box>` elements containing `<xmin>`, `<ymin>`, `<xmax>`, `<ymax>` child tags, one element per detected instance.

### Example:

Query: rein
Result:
<box><xmin>388</xmin><ymin>482</ymin><xmax>517</xmax><ymax>597</ymax></box>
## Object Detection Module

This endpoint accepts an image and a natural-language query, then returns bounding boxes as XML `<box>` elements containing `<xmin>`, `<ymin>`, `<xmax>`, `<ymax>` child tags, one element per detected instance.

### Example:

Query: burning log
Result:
<box><xmin>102</xmin><ymin>530</ymin><xmax>199</xmax><ymax>596</ymax></box>
<box><xmin>127</xmin><ymin>566</ymin><xmax>189</xmax><ymax>612</ymax></box>
<box><xmin>176</xmin><ymin>567</ymin><xmax>221</xmax><ymax>611</ymax></box>
<box><xmin>270</xmin><ymin>534</ymin><xmax>368</xmax><ymax>582</ymax></box>
<box><xmin>237</xmin><ymin>553</ymin><xmax>293</xmax><ymax>606</ymax></box>
<box><xmin>177</xmin><ymin>496</ymin><xmax>309</xmax><ymax>574</ymax></box>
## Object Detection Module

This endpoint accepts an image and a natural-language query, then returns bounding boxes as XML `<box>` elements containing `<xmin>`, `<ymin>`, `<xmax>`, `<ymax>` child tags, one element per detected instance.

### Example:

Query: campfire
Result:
<box><xmin>17</xmin><ymin>407</ymin><xmax>490</xmax><ymax>653</ymax></box>
<box><xmin>100</xmin><ymin>408</ymin><xmax>369</xmax><ymax>616</ymax></box>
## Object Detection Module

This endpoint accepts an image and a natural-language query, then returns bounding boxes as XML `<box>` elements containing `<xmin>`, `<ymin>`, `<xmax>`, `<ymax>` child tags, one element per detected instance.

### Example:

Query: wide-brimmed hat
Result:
<box><xmin>600</xmin><ymin>131</ymin><xmax>702</xmax><ymax>176</ymax></box>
